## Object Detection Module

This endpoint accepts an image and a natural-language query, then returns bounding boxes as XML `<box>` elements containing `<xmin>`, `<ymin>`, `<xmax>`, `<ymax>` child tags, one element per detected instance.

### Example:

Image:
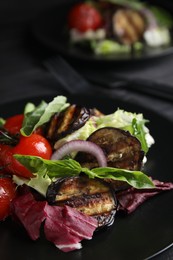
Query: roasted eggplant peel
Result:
<box><xmin>74</xmin><ymin>127</ymin><xmax>144</xmax><ymax>190</ymax></box>
<box><xmin>46</xmin><ymin>175</ymin><xmax>117</xmax><ymax>229</ymax></box>
<box><xmin>75</xmin><ymin>127</ymin><xmax>144</xmax><ymax>168</ymax></box>
<box><xmin>46</xmin><ymin>105</ymin><xmax>102</xmax><ymax>144</ymax></box>
<box><xmin>46</xmin><ymin>105</ymin><xmax>90</xmax><ymax>142</ymax></box>
<box><xmin>112</xmin><ymin>9</ymin><xmax>146</xmax><ymax>45</ymax></box>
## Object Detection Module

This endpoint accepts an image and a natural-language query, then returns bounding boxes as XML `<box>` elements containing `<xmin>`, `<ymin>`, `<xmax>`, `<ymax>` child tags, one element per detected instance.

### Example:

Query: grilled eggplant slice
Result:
<box><xmin>113</xmin><ymin>9</ymin><xmax>146</xmax><ymax>45</ymax></box>
<box><xmin>46</xmin><ymin>105</ymin><xmax>90</xmax><ymax>142</ymax></box>
<box><xmin>46</xmin><ymin>175</ymin><xmax>117</xmax><ymax>228</ymax></box>
<box><xmin>76</xmin><ymin>127</ymin><xmax>144</xmax><ymax>171</ymax></box>
<box><xmin>75</xmin><ymin>127</ymin><xmax>144</xmax><ymax>190</ymax></box>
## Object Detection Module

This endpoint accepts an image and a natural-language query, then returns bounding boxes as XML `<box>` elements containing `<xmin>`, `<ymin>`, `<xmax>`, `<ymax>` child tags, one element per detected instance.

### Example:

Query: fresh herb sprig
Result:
<box><xmin>14</xmin><ymin>155</ymin><xmax>155</xmax><ymax>190</ymax></box>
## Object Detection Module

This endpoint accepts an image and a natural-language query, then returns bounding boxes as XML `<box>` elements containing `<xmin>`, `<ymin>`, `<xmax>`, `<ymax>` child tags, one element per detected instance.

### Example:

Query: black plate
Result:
<box><xmin>31</xmin><ymin>2</ymin><xmax>173</xmax><ymax>63</ymax></box>
<box><xmin>0</xmin><ymin>93</ymin><xmax>173</xmax><ymax>260</ymax></box>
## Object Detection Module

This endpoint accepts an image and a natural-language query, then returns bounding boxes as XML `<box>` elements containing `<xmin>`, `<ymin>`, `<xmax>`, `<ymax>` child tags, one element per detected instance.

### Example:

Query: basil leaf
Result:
<box><xmin>14</xmin><ymin>155</ymin><xmax>154</xmax><ymax>189</ymax></box>
<box><xmin>20</xmin><ymin>95</ymin><xmax>69</xmax><ymax>136</ymax></box>
<box><xmin>132</xmin><ymin>118</ymin><xmax>149</xmax><ymax>153</ymax></box>
<box><xmin>14</xmin><ymin>155</ymin><xmax>82</xmax><ymax>178</ymax></box>
<box><xmin>104</xmin><ymin>0</ymin><xmax>144</xmax><ymax>10</ymax></box>
<box><xmin>150</xmin><ymin>6</ymin><xmax>173</xmax><ymax>28</ymax></box>
<box><xmin>83</xmin><ymin>167</ymin><xmax>155</xmax><ymax>189</ymax></box>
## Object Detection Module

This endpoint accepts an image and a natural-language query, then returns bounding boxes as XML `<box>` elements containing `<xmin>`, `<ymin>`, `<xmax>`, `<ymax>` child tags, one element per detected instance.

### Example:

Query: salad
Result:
<box><xmin>0</xmin><ymin>95</ymin><xmax>172</xmax><ymax>252</ymax></box>
<box><xmin>67</xmin><ymin>0</ymin><xmax>173</xmax><ymax>55</ymax></box>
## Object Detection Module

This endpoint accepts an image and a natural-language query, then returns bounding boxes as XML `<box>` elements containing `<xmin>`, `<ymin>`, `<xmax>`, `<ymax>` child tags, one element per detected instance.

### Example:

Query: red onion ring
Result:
<box><xmin>140</xmin><ymin>8</ymin><xmax>158</xmax><ymax>29</ymax></box>
<box><xmin>51</xmin><ymin>140</ymin><xmax>107</xmax><ymax>167</ymax></box>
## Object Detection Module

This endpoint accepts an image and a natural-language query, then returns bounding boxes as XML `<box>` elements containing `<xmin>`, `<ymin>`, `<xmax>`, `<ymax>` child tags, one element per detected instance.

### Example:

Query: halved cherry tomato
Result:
<box><xmin>4</xmin><ymin>114</ymin><xmax>24</xmax><ymax>135</ymax></box>
<box><xmin>0</xmin><ymin>134</ymin><xmax>52</xmax><ymax>179</ymax></box>
<box><xmin>0</xmin><ymin>176</ymin><xmax>16</xmax><ymax>221</ymax></box>
<box><xmin>68</xmin><ymin>3</ymin><xmax>103</xmax><ymax>32</ymax></box>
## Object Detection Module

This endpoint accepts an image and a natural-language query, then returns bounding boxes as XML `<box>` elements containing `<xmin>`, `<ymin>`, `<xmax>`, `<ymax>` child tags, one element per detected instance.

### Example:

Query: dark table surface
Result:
<box><xmin>0</xmin><ymin>1</ymin><xmax>173</xmax><ymax>259</ymax></box>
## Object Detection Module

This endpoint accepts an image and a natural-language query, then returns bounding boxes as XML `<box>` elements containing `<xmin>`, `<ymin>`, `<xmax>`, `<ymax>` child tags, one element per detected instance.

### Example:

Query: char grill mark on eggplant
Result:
<box><xmin>46</xmin><ymin>176</ymin><xmax>117</xmax><ymax>228</ymax></box>
<box><xmin>75</xmin><ymin>127</ymin><xmax>144</xmax><ymax>171</ymax></box>
<box><xmin>46</xmin><ymin>105</ymin><xmax>91</xmax><ymax>142</ymax></box>
<box><xmin>90</xmin><ymin>108</ymin><xmax>104</xmax><ymax>117</ymax></box>
<box><xmin>113</xmin><ymin>9</ymin><xmax>146</xmax><ymax>45</ymax></box>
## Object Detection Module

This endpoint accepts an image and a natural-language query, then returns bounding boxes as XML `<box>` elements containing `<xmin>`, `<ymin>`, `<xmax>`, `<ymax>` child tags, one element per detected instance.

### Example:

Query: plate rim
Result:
<box><xmin>0</xmin><ymin>93</ymin><xmax>173</xmax><ymax>260</ymax></box>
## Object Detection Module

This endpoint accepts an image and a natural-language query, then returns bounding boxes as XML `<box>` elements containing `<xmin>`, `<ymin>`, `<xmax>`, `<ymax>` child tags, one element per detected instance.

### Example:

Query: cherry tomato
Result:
<box><xmin>33</xmin><ymin>127</ymin><xmax>44</xmax><ymax>136</ymax></box>
<box><xmin>12</xmin><ymin>134</ymin><xmax>52</xmax><ymax>159</ymax></box>
<box><xmin>68</xmin><ymin>3</ymin><xmax>103</xmax><ymax>32</ymax></box>
<box><xmin>0</xmin><ymin>176</ymin><xmax>16</xmax><ymax>220</ymax></box>
<box><xmin>4</xmin><ymin>114</ymin><xmax>24</xmax><ymax>135</ymax></box>
<box><xmin>0</xmin><ymin>134</ymin><xmax>52</xmax><ymax>179</ymax></box>
<box><xmin>0</xmin><ymin>144</ymin><xmax>12</xmax><ymax>173</ymax></box>
<box><xmin>4</xmin><ymin>114</ymin><xmax>44</xmax><ymax>136</ymax></box>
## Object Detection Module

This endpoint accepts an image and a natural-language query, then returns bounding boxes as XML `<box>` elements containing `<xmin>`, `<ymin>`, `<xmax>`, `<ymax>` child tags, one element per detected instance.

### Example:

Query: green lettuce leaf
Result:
<box><xmin>20</xmin><ymin>95</ymin><xmax>70</xmax><ymax>136</ymax></box>
<box><xmin>24</xmin><ymin>102</ymin><xmax>36</xmax><ymax>114</ymax></box>
<box><xmin>91</xmin><ymin>40</ymin><xmax>131</xmax><ymax>55</ymax></box>
<box><xmin>54</xmin><ymin>118</ymin><xmax>97</xmax><ymax>150</ymax></box>
<box><xmin>13</xmin><ymin>169</ymin><xmax>52</xmax><ymax>197</ymax></box>
<box><xmin>0</xmin><ymin>118</ymin><xmax>5</xmax><ymax>127</ymax></box>
<box><xmin>91</xmin><ymin>40</ymin><xmax>143</xmax><ymax>55</ymax></box>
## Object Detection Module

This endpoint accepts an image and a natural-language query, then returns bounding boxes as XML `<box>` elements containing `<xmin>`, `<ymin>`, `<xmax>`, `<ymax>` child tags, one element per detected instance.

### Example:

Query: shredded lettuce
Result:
<box><xmin>21</xmin><ymin>96</ymin><xmax>70</xmax><ymax>136</ymax></box>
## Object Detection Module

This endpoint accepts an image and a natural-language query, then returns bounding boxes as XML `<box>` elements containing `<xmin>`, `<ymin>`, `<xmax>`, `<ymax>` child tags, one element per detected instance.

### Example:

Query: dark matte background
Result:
<box><xmin>0</xmin><ymin>1</ymin><xmax>172</xmax><ymax>259</ymax></box>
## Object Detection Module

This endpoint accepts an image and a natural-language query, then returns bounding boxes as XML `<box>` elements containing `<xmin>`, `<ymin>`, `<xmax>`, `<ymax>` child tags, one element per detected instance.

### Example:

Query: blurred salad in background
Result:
<box><xmin>67</xmin><ymin>0</ymin><xmax>173</xmax><ymax>55</ymax></box>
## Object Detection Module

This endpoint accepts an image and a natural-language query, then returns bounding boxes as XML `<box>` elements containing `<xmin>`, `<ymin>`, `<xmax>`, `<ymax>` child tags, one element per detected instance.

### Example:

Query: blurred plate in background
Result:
<box><xmin>31</xmin><ymin>1</ymin><xmax>173</xmax><ymax>64</ymax></box>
